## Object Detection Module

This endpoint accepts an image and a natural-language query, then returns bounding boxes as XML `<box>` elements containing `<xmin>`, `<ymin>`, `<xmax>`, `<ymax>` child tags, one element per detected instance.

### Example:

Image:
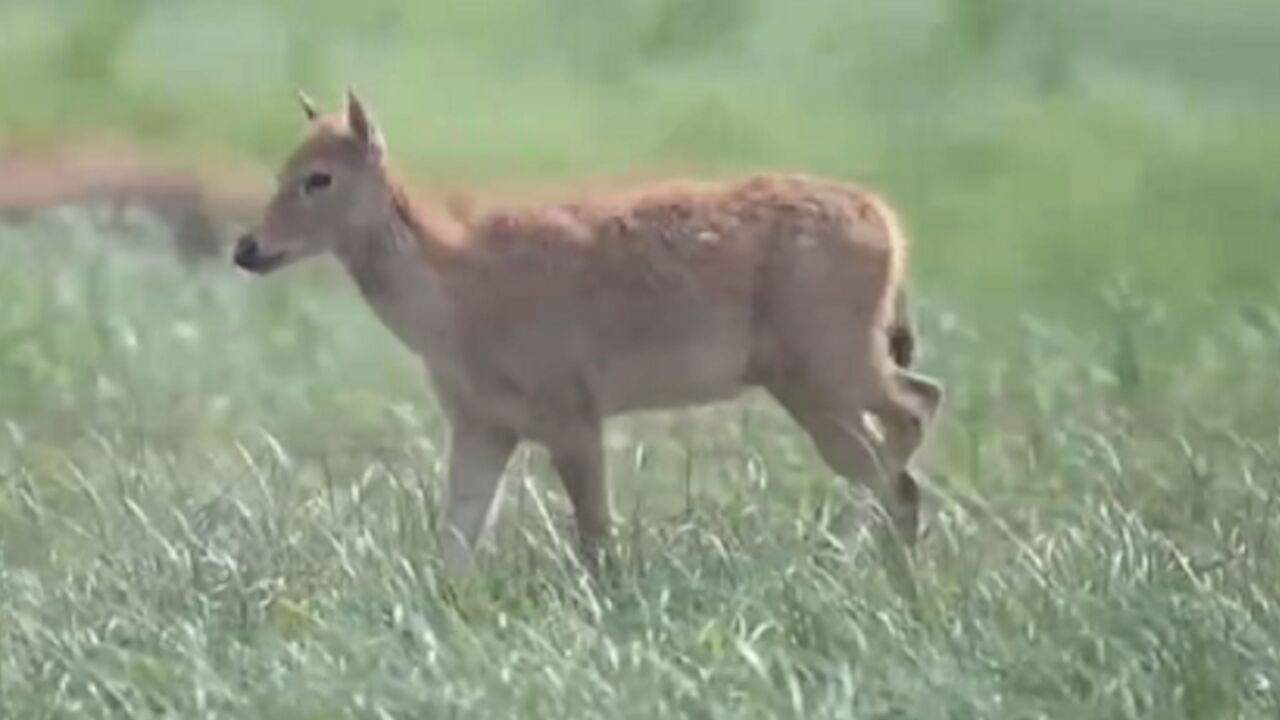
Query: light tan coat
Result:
<box><xmin>234</xmin><ymin>92</ymin><xmax>943</xmax><ymax>573</ymax></box>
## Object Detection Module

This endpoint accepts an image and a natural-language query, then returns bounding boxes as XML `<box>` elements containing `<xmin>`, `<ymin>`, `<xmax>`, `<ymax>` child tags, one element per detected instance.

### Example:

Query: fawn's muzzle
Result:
<box><xmin>232</xmin><ymin>234</ymin><xmax>285</xmax><ymax>274</ymax></box>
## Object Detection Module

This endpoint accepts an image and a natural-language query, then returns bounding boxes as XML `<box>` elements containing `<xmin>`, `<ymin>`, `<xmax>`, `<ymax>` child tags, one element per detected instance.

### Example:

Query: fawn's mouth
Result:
<box><xmin>232</xmin><ymin>235</ymin><xmax>287</xmax><ymax>275</ymax></box>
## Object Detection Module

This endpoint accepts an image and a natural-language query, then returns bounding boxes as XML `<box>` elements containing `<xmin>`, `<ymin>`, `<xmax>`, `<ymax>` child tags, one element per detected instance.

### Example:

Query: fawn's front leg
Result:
<box><xmin>545</xmin><ymin>421</ymin><xmax>612</xmax><ymax>574</ymax></box>
<box><xmin>438</xmin><ymin>416</ymin><xmax>517</xmax><ymax>576</ymax></box>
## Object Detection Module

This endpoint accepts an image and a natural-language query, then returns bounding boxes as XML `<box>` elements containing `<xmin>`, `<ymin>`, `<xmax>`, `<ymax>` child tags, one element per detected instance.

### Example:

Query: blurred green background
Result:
<box><xmin>5</xmin><ymin>0</ymin><xmax>1279</xmax><ymax>325</ymax></box>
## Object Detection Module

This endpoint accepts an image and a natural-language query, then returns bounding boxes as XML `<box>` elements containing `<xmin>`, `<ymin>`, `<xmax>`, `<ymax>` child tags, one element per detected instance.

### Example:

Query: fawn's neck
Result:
<box><xmin>334</xmin><ymin>184</ymin><xmax>463</xmax><ymax>360</ymax></box>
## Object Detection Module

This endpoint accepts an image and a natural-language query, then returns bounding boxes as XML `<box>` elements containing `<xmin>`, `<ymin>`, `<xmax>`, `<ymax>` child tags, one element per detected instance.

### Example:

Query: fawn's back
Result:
<box><xmin>417</xmin><ymin>173</ymin><xmax>902</xmax><ymax>421</ymax></box>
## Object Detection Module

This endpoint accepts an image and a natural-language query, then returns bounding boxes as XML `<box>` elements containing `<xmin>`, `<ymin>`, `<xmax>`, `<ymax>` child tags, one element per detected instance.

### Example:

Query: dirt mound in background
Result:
<box><xmin>0</xmin><ymin>136</ymin><xmax>270</xmax><ymax>264</ymax></box>
<box><xmin>0</xmin><ymin>134</ymin><xmax>721</xmax><ymax>268</ymax></box>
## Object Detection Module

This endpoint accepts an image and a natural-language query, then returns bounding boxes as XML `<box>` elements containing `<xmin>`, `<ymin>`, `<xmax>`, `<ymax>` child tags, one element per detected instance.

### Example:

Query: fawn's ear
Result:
<box><xmin>345</xmin><ymin>89</ymin><xmax>386</xmax><ymax>160</ymax></box>
<box><xmin>297</xmin><ymin>90</ymin><xmax>319</xmax><ymax>121</ymax></box>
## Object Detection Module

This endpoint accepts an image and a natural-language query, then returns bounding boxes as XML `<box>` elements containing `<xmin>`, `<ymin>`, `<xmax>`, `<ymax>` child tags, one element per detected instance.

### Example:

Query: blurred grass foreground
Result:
<box><xmin>2</xmin><ymin>0</ymin><xmax>1280</xmax><ymax>718</ymax></box>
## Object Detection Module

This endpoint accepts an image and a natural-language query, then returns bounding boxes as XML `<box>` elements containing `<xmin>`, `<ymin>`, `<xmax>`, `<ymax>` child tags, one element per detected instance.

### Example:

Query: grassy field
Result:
<box><xmin>3</xmin><ymin>0</ymin><xmax>1280</xmax><ymax>717</ymax></box>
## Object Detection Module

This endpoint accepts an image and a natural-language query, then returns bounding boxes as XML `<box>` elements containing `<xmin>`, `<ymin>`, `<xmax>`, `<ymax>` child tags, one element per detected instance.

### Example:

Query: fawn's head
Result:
<box><xmin>234</xmin><ymin>90</ymin><xmax>391</xmax><ymax>274</ymax></box>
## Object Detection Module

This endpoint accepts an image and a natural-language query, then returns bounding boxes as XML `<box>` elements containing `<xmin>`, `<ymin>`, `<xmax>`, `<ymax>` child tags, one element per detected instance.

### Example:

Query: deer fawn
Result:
<box><xmin>234</xmin><ymin>91</ymin><xmax>943</xmax><ymax>575</ymax></box>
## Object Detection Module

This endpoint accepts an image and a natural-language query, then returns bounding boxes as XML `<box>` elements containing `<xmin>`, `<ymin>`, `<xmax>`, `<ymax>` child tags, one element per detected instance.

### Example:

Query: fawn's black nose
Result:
<box><xmin>233</xmin><ymin>234</ymin><xmax>259</xmax><ymax>269</ymax></box>
<box><xmin>232</xmin><ymin>234</ymin><xmax>285</xmax><ymax>274</ymax></box>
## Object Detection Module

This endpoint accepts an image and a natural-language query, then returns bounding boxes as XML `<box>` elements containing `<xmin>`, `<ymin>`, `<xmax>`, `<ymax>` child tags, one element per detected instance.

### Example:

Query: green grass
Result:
<box><xmin>3</xmin><ymin>0</ymin><xmax>1280</xmax><ymax>717</ymax></box>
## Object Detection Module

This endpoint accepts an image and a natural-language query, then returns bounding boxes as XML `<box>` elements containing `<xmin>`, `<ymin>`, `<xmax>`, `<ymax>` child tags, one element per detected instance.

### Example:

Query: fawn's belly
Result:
<box><xmin>593</xmin><ymin>325</ymin><xmax>754</xmax><ymax>415</ymax></box>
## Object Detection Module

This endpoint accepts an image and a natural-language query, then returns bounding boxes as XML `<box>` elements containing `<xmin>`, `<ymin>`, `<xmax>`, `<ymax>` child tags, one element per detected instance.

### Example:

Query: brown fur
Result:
<box><xmin>235</xmin><ymin>92</ymin><xmax>944</xmax><ymax>573</ymax></box>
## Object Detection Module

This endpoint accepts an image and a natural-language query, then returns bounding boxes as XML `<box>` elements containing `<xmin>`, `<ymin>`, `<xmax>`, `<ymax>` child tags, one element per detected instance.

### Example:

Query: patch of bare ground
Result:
<box><xmin>0</xmin><ymin>135</ymin><xmax>270</xmax><ymax>263</ymax></box>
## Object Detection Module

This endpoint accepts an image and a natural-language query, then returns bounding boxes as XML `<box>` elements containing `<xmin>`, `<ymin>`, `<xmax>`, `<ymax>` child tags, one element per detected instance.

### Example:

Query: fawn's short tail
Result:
<box><xmin>888</xmin><ymin>286</ymin><xmax>915</xmax><ymax>369</ymax></box>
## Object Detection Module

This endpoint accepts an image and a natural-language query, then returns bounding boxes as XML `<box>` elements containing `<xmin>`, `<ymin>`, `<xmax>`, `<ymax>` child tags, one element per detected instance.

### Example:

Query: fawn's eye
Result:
<box><xmin>302</xmin><ymin>172</ymin><xmax>332</xmax><ymax>194</ymax></box>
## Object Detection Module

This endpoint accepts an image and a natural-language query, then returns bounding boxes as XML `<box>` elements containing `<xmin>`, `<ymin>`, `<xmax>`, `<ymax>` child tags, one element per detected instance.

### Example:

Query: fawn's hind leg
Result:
<box><xmin>768</xmin><ymin>365</ymin><xmax>939</xmax><ymax>545</ymax></box>
<box><xmin>769</xmin><ymin>369</ymin><xmax>937</xmax><ymax>605</ymax></box>
<box><xmin>767</xmin><ymin>382</ymin><xmax>909</xmax><ymax>543</ymax></box>
<box><xmin>871</xmin><ymin>369</ymin><xmax>942</xmax><ymax>465</ymax></box>
<box><xmin>871</xmin><ymin>368</ymin><xmax>943</xmax><ymax>540</ymax></box>
<box><xmin>886</xmin><ymin>293</ymin><xmax>922</xmax><ymax>531</ymax></box>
